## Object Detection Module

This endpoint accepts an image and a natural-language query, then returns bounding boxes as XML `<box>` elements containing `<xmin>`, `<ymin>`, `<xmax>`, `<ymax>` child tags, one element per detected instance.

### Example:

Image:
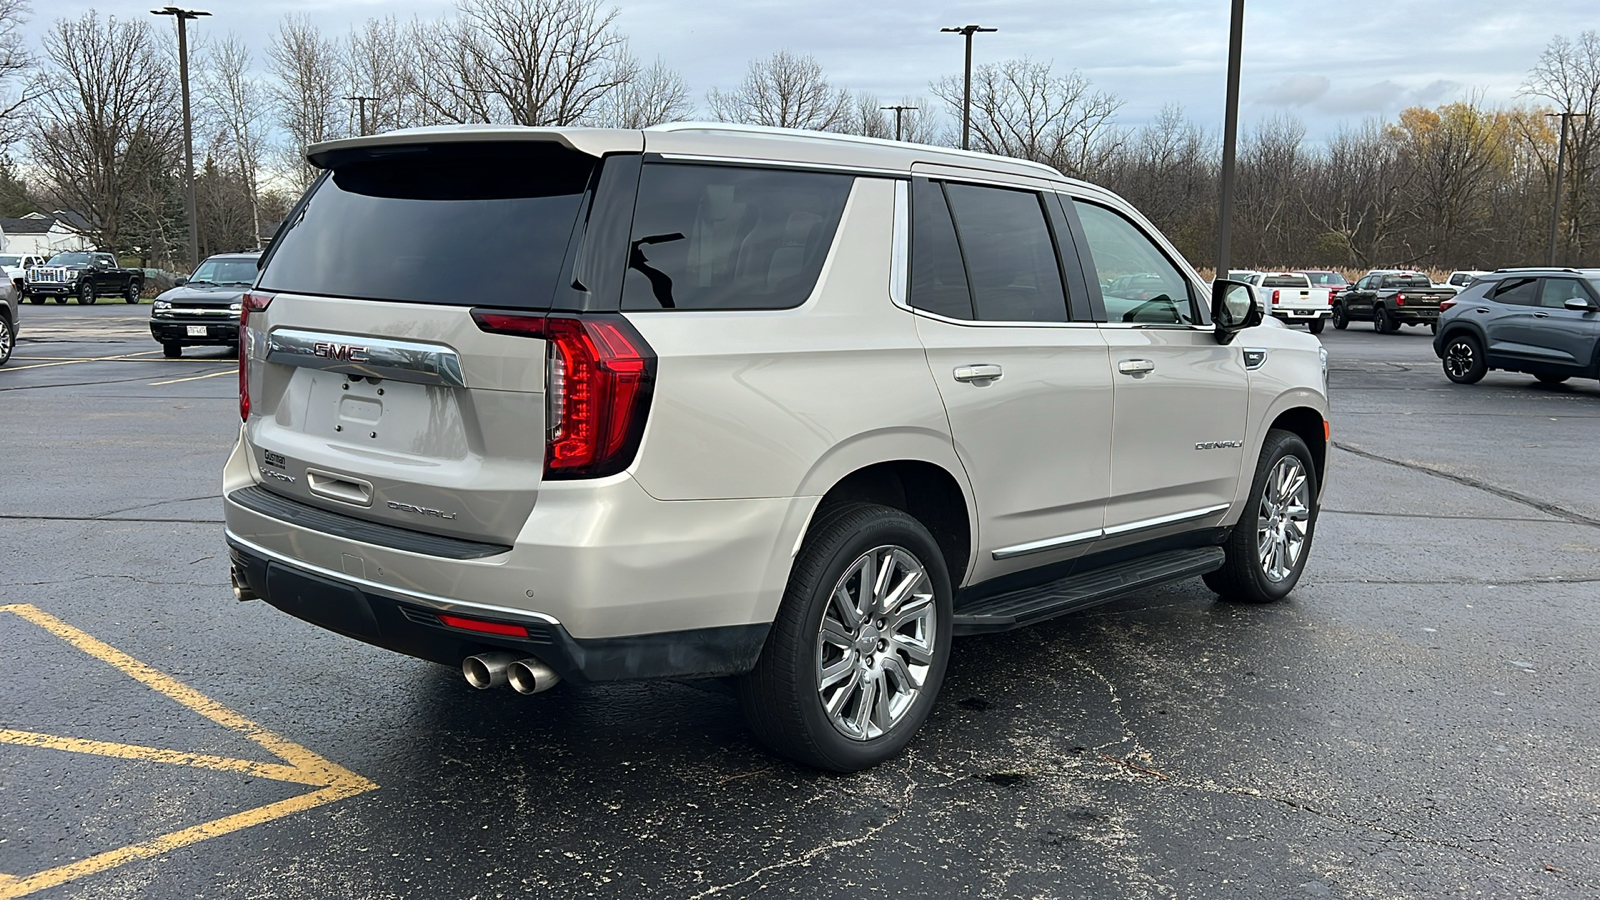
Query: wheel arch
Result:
<box><xmin>1267</xmin><ymin>406</ymin><xmax>1327</xmax><ymax>492</ymax></box>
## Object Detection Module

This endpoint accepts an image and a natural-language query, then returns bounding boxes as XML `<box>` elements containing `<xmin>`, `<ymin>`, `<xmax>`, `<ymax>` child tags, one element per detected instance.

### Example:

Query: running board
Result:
<box><xmin>952</xmin><ymin>547</ymin><xmax>1226</xmax><ymax>635</ymax></box>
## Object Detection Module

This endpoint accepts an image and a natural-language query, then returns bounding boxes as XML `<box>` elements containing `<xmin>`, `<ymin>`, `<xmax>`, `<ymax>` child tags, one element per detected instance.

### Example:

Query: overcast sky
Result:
<box><xmin>23</xmin><ymin>0</ymin><xmax>1595</xmax><ymax>141</ymax></box>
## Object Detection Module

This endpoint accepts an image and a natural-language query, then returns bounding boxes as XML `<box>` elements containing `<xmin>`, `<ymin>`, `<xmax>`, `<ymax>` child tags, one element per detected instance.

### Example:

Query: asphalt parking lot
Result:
<box><xmin>2</xmin><ymin>304</ymin><xmax>1597</xmax><ymax>899</ymax></box>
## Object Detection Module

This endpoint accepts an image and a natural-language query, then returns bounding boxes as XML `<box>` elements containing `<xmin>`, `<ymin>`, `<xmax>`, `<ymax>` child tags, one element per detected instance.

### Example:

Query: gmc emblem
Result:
<box><xmin>313</xmin><ymin>341</ymin><xmax>369</xmax><ymax>362</ymax></box>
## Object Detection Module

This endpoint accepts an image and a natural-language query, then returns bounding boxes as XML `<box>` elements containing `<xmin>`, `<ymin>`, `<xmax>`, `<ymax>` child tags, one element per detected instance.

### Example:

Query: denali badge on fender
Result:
<box><xmin>1195</xmin><ymin>440</ymin><xmax>1244</xmax><ymax>450</ymax></box>
<box><xmin>387</xmin><ymin>500</ymin><xmax>457</xmax><ymax>520</ymax></box>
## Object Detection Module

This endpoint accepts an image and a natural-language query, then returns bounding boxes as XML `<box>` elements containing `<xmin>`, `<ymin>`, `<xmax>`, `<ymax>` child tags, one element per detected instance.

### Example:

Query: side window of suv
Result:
<box><xmin>942</xmin><ymin>182</ymin><xmax>1069</xmax><ymax>322</ymax></box>
<box><xmin>1538</xmin><ymin>278</ymin><xmax>1594</xmax><ymax>308</ymax></box>
<box><xmin>1072</xmin><ymin>200</ymin><xmax>1196</xmax><ymax>325</ymax></box>
<box><xmin>622</xmin><ymin>164</ymin><xmax>853</xmax><ymax>311</ymax></box>
<box><xmin>908</xmin><ymin>179</ymin><xmax>974</xmax><ymax>320</ymax></box>
<box><xmin>1490</xmin><ymin>277</ymin><xmax>1539</xmax><ymax>306</ymax></box>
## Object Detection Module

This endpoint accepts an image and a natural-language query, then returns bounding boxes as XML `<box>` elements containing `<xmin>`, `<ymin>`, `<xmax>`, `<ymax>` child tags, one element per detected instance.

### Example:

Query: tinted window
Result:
<box><xmin>622</xmin><ymin>164</ymin><xmax>851</xmax><ymax>311</ymax></box>
<box><xmin>1490</xmin><ymin>277</ymin><xmax>1539</xmax><ymax>306</ymax></box>
<box><xmin>908</xmin><ymin>179</ymin><xmax>973</xmax><ymax>319</ymax></box>
<box><xmin>1073</xmin><ymin>200</ymin><xmax>1195</xmax><ymax>325</ymax></box>
<box><xmin>49</xmin><ymin>252</ymin><xmax>92</xmax><ymax>266</ymax></box>
<box><xmin>1539</xmin><ymin>278</ymin><xmax>1593</xmax><ymax>308</ymax></box>
<box><xmin>1262</xmin><ymin>276</ymin><xmax>1307</xmax><ymax>288</ymax></box>
<box><xmin>260</xmin><ymin>142</ymin><xmax>593</xmax><ymax>308</ymax></box>
<box><xmin>940</xmin><ymin>183</ymin><xmax>1067</xmax><ymax>322</ymax></box>
<box><xmin>1303</xmin><ymin>271</ymin><xmax>1347</xmax><ymax>286</ymax></box>
<box><xmin>1380</xmin><ymin>275</ymin><xmax>1432</xmax><ymax>289</ymax></box>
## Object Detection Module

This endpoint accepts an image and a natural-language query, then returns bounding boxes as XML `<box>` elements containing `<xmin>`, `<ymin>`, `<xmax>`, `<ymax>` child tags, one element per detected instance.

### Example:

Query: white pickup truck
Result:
<box><xmin>1245</xmin><ymin>271</ymin><xmax>1331</xmax><ymax>334</ymax></box>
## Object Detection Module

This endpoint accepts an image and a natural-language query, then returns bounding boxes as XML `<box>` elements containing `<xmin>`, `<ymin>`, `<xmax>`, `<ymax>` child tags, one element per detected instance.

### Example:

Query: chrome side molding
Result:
<box><xmin>265</xmin><ymin>327</ymin><xmax>467</xmax><ymax>387</ymax></box>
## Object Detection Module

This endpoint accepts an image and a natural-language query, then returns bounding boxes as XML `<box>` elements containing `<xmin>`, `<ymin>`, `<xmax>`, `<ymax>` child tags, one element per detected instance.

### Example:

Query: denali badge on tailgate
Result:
<box><xmin>387</xmin><ymin>500</ymin><xmax>457</xmax><ymax>520</ymax></box>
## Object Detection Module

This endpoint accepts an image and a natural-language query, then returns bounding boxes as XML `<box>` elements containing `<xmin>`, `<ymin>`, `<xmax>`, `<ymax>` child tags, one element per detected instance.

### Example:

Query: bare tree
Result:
<box><xmin>268</xmin><ymin>14</ymin><xmax>345</xmax><ymax>189</ymax></box>
<box><xmin>1098</xmin><ymin>104</ymin><xmax>1216</xmax><ymax>264</ymax></box>
<box><xmin>410</xmin><ymin>0</ymin><xmax>632</xmax><ymax>127</ymax></box>
<box><xmin>1235</xmin><ymin>114</ymin><xmax>1309</xmax><ymax>264</ymax></box>
<box><xmin>1522</xmin><ymin>30</ymin><xmax>1600</xmax><ymax>260</ymax></box>
<box><xmin>933</xmin><ymin>58</ymin><xmax>1123</xmax><ymax>177</ymax></box>
<box><xmin>344</xmin><ymin>17</ymin><xmax>410</xmax><ymax>134</ymax></box>
<box><xmin>198</xmin><ymin>33</ymin><xmax>268</xmax><ymax>243</ymax></box>
<box><xmin>0</xmin><ymin>0</ymin><xmax>38</xmax><ymax>151</ymax></box>
<box><xmin>595</xmin><ymin>55</ymin><xmax>691</xmax><ymax>128</ymax></box>
<box><xmin>707</xmin><ymin>50</ymin><xmax>849</xmax><ymax>130</ymax></box>
<box><xmin>26</xmin><ymin>11</ymin><xmax>181</xmax><ymax>256</ymax></box>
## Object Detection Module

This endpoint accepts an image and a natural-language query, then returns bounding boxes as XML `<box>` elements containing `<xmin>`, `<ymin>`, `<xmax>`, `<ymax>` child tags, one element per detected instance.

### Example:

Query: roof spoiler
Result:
<box><xmin>305</xmin><ymin>126</ymin><xmax>643</xmax><ymax>170</ymax></box>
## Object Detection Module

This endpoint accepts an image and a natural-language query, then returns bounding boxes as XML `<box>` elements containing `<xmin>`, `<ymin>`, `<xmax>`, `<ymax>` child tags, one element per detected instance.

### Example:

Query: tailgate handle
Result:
<box><xmin>306</xmin><ymin>469</ymin><xmax>374</xmax><ymax>507</ymax></box>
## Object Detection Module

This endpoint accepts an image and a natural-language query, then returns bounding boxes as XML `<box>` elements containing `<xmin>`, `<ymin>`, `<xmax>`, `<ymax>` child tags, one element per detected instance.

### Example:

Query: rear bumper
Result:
<box><xmin>226</xmin><ymin>536</ymin><xmax>768</xmax><ymax>681</ymax></box>
<box><xmin>1391</xmin><ymin>308</ymin><xmax>1440</xmax><ymax>324</ymax></box>
<box><xmin>1270</xmin><ymin>310</ymin><xmax>1330</xmax><ymax>321</ymax></box>
<box><xmin>220</xmin><ymin>438</ymin><xmax>814</xmax><ymax>678</ymax></box>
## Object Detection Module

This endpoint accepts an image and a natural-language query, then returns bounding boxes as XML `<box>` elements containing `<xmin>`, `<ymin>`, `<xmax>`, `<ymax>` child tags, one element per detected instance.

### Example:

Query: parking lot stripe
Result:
<box><xmin>1</xmin><ymin>351</ymin><xmax>162</xmax><ymax>372</ymax></box>
<box><xmin>0</xmin><ymin>604</ymin><xmax>378</xmax><ymax>899</ymax></box>
<box><xmin>0</xmin><ymin>730</ymin><xmax>322</xmax><ymax>786</ymax></box>
<box><xmin>147</xmin><ymin>369</ymin><xmax>234</xmax><ymax>386</ymax></box>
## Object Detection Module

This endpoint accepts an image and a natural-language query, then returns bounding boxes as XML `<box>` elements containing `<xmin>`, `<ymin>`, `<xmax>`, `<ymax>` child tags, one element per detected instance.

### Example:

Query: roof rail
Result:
<box><xmin>1491</xmin><ymin>266</ymin><xmax>1583</xmax><ymax>274</ymax></box>
<box><xmin>645</xmin><ymin>121</ymin><xmax>1065</xmax><ymax>178</ymax></box>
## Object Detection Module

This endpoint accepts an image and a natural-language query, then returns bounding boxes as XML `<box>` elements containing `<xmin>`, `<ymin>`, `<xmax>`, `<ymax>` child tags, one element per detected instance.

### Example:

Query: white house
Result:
<box><xmin>0</xmin><ymin>212</ymin><xmax>94</xmax><ymax>256</ymax></box>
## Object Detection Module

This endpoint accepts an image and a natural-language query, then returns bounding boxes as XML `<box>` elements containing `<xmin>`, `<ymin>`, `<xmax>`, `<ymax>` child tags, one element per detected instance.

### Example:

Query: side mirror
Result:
<box><xmin>1564</xmin><ymin>297</ymin><xmax>1598</xmax><ymax>312</ymax></box>
<box><xmin>174</xmin><ymin>276</ymin><xmax>188</xmax><ymax>287</ymax></box>
<box><xmin>1211</xmin><ymin>279</ymin><xmax>1262</xmax><ymax>344</ymax></box>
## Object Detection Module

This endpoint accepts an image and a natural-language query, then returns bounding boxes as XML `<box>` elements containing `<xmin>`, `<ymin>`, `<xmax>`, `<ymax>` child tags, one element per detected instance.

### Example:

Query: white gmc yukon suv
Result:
<box><xmin>225</xmin><ymin>124</ymin><xmax>1330</xmax><ymax>771</ymax></box>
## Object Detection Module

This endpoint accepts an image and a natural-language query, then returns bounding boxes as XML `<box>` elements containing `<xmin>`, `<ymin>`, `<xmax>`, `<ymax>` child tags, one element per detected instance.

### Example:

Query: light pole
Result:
<box><xmin>880</xmin><ymin>105</ymin><xmax>918</xmax><ymax>142</ymax></box>
<box><xmin>1214</xmin><ymin>0</ymin><xmax>1244</xmax><ymax>280</ymax></box>
<box><xmin>152</xmin><ymin>6</ymin><xmax>210</xmax><ymax>269</ymax></box>
<box><xmin>940</xmin><ymin>24</ymin><xmax>996</xmax><ymax>151</ymax></box>
<box><xmin>1545</xmin><ymin>110</ymin><xmax>1585</xmax><ymax>266</ymax></box>
<box><xmin>345</xmin><ymin>95</ymin><xmax>381</xmax><ymax>136</ymax></box>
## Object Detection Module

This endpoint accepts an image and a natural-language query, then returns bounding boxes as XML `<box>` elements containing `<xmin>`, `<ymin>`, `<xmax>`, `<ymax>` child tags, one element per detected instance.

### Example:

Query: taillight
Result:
<box><xmin>1395</xmin><ymin>293</ymin><xmax>1406</xmax><ymax>306</ymax></box>
<box><xmin>1272</xmin><ymin>289</ymin><xmax>1281</xmax><ymax>304</ymax></box>
<box><xmin>239</xmin><ymin>292</ymin><xmax>274</xmax><ymax>421</ymax></box>
<box><xmin>472</xmin><ymin>310</ymin><xmax>656</xmax><ymax>479</ymax></box>
<box><xmin>1439</xmin><ymin>298</ymin><xmax>1457</xmax><ymax>312</ymax></box>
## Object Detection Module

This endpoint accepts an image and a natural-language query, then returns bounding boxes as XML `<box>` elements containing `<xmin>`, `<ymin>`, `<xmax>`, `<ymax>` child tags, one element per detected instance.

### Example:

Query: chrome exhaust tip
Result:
<box><xmin>507</xmin><ymin>657</ymin><xmax>561</xmax><ymax>695</ymax></box>
<box><xmin>231</xmin><ymin>567</ymin><xmax>258</xmax><ymax>602</ymax></box>
<box><xmin>462</xmin><ymin>652</ymin><xmax>520</xmax><ymax>690</ymax></box>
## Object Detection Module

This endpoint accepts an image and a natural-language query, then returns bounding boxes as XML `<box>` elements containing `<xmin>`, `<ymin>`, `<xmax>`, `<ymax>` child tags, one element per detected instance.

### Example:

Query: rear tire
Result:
<box><xmin>1204</xmin><ymin>430</ymin><xmax>1318</xmax><ymax>604</ymax></box>
<box><xmin>162</xmin><ymin>342</ymin><xmax>182</xmax><ymax>359</ymax></box>
<box><xmin>0</xmin><ymin>315</ymin><xmax>13</xmax><ymax>366</ymax></box>
<box><xmin>1535</xmin><ymin>373</ymin><xmax>1570</xmax><ymax>385</ymax></box>
<box><xmin>1373</xmin><ymin>305</ymin><xmax>1392</xmax><ymax>333</ymax></box>
<box><xmin>1441</xmin><ymin>333</ymin><xmax>1486</xmax><ymax>384</ymax></box>
<box><xmin>1331</xmin><ymin>303</ymin><xmax>1348</xmax><ymax>330</ymax></box>
<box><xmin>737</xmin><ymin>503</ymin><xmax>952</xmax><ymax>772</ymax></box>
<box><xmin>1306</xmin><ymin>318</ymin><xmax>1325</xmax><ymax>335</ymax></box>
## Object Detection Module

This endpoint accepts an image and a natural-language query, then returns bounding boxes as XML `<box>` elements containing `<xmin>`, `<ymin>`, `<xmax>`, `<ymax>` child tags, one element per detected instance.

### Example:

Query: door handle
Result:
<box><xmin>1474</xmin><ymin>308</ymin><xmax>1490</xmax><ymax>314</ymax></box>
<box><xmin>953</xmin><ymin>364</ymin><xmax>1003</xmax><ymax>383</ymax></box>
<box><xmin>1533</xmin><ymin>312</ymin><xmax>1549</xmax><ymax>318</ymax></box>
<box><xmin>1117</xmin><ymin>359</ymin><xmax>1156</xmax><ymax>376</ymax></box>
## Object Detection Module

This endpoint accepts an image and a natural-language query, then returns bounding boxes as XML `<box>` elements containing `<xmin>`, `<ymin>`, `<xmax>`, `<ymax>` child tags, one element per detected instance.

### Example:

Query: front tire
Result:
<box><xmin>124</xmin><ymin>281</ymin><xmax>141</xmax><ymax>303</ymax></box>
<box><xmin>1331</xmin><ymin>303</ymin><xmax>1348</xmax><ymax>330</ymax></box>
<box><xmin>1306</xmin><ymin>318</ymin><xmax>1326</xmax><ymax>335</ymax></box>
<box><xmin>162</xmin><ymin>342</ymin><xmax>182</xmax><ymax>359</ymax></box>
<box><xmin>77</xmin><ymin>282</ymin><xmax>96</xmax><ymax>305</ymax></box>
<box><xmin>1442</xmin><ymin>333</ymin><xmax>1486</xmax><ymax>384</ymax></box>
<box><xmin>738</xmin><ymin>503</ymin><xmax>952</xmax><ymax>772</ymax></box>
<box><xmin>1204</xmin><ymin>430</ymin><xmax>1319</xmax><ymax>604</ymax></box>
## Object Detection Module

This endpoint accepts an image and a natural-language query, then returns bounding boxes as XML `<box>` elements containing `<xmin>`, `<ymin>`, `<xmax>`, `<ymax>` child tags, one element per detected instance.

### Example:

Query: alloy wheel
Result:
<box><xmin>1444</xmin><ymin>340</ymin><xmax>1475</xmax><ymax>380</ymax></box>
<box><xmin>1256</xmin><ymin>456</ymin><xmax>1310</xmax><ymax>583</ymax></box>
<box><xmin>815</xmin><ymin>545</ymin><xmax>937</xmax><ymax>741</ymax></box>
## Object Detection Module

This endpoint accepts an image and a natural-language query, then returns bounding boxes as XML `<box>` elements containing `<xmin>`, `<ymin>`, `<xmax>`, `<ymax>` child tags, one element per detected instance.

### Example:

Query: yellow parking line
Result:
<box><xmin>0</xmin><ymin>604</ymin><xmax>377</xmax><ymax>899</ymax></box>
<box><xmin>148</xmin><ymin>369</ymin><xmax>234</xmax><ymax>386</ymax></box>
<box><xmin>2</xmin><ymin>351</ymin><xmax>161</xmax><ymax>372</ymax></box>
<box><xmin>0</xmin><ymin>730</ymin><xmax>321</xmax><ymax>786</ymax></box>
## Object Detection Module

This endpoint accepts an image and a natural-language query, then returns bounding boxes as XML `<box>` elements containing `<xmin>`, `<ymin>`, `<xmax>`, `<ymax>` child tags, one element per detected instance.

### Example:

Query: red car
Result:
<box><xmin>1298</xmin><ymin>270</ymin><xmax>1348</xmax><ymax>302</ymax></box>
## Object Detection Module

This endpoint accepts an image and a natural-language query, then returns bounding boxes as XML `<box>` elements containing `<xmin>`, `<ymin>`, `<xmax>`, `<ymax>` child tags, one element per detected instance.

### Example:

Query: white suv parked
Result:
<box><xmin>224</xmin><ymin>124</ymin><xmax>1330</xmax><ymax>771</ymax></box>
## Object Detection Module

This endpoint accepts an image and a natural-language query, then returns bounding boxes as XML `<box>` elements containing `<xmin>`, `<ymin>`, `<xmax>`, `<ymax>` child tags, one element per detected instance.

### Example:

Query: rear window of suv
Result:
<box><xmin>259</xmin><ymin>142</ymin><xmax>594</xmax><ymax>308</ymax></box>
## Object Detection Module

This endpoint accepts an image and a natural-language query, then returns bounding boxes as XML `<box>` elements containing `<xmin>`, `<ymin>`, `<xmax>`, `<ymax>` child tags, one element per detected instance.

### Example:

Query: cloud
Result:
<box><xmin>1314</xmin><ymin>80</ymin><xmax>1408</xmax><ymax>115</ymax></box>
<box><xmin>1254</xmin><ymin>75</ymin><xmax>1331</xmax><ymax>107</ymax></box>
<box><xmin>1409</xmin><ymin>79</ymin><xmax>1465</xmax><ymax>106</ymax></box>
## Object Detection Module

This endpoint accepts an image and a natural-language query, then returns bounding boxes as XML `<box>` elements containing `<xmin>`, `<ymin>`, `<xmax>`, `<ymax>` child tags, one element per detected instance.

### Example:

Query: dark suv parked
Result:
<box><xmin>1434</xmin><ymin>268</ymin><xmax>1600</xmax><ymax>385</ymax></box>
<box><xmin>150</xmin><ymin>252</ymin><xmax>260</xmax><ymax>357</ymax></box>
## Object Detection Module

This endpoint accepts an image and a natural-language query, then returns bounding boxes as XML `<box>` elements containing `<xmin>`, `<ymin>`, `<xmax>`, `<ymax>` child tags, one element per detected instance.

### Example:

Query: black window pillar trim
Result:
<box><xmin>553</xmin><ymin>152</ymin><xmax>643</xmax><ymax>314</ymax></box>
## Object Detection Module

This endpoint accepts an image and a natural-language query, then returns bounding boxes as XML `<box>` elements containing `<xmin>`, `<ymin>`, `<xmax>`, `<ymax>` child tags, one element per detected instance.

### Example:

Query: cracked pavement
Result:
<box><xmin>1</xmin><ymin>306</ymin><xmax>1597</xmax><ymax>898</ymax></box>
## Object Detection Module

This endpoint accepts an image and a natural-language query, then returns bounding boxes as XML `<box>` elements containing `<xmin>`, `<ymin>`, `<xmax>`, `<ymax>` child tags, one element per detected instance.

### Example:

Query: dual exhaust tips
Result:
<box><xmin>462</xmin><ymin>652</ymin><xmax>561</xmax><ymax>695</ymax></box>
